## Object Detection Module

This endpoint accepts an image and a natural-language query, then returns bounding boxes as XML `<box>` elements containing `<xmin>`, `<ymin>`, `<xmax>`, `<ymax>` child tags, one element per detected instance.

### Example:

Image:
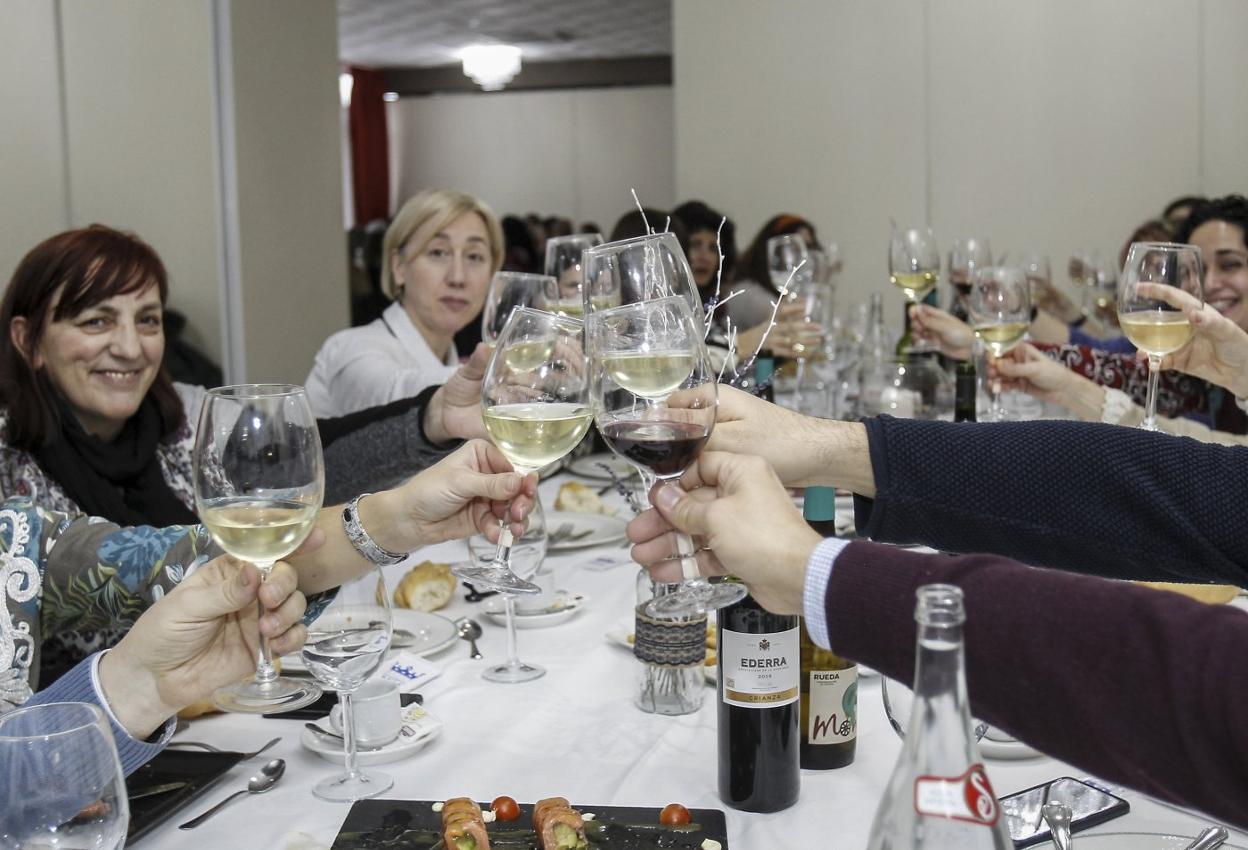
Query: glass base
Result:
<box><xmin>482</xmin><ymin>660</ymin><xmax>546</xmax><ymax>683</ymax></box>
<box><xmin>451</xmin><ymin>564</ymin><xmax>542</xmax><ymax>594</ymax></box>
<box><xmin>312</xmin><ymin>768</ymin><xmax>393</xmax><ymax>802</ymax></box>
<box><xmin>645</xmin><ymin>578</ymin><xmax>748</xmax><ymax>618</ymax></box>
<box><xmin>212</xmin><ymin>676</ymin><xmax>322</xmax><ymax>714</ymax></box>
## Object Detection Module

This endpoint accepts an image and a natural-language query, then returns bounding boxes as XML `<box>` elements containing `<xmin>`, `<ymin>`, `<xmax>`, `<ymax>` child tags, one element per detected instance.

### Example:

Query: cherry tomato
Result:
<box><xmin>659</xmin><ymin>803</ymin><xmax>691</xmax><ymax>825</ymax></box>
<box><xmin>491</xmin><ymin>796</ymin><xmax>520</xmax><ymax>822</ymax></box>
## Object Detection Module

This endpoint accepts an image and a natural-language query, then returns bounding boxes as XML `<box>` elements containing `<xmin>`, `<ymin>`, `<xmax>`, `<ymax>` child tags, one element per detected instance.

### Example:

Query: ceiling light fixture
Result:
<box><xmin>460</xmin><ymin>44</ymin><xmax>522</xmax><ymax>92</ymax></box>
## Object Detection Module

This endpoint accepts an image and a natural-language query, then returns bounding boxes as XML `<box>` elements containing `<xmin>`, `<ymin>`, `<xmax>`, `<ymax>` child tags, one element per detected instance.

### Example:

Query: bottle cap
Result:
<box><xmin>754</xmin><ymin>356</ymin><xmax>775</xmax><ymax>384</ymax></box>
<box><xmin>803</xmin><ymin>486</ymin><xmax>836</xmax><ymax>521</ymax></box>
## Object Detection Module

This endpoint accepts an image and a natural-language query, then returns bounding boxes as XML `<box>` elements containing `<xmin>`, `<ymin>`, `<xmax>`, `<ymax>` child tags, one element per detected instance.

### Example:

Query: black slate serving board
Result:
<box><xmin>331</xmin><ymin>799</ymin><xmax>729</xmax><ymax>849</ymax></box>
<box><xmin>125</xmin><ymin>749</ymin><xmax>243</xmax><ymax>844</ymax></box>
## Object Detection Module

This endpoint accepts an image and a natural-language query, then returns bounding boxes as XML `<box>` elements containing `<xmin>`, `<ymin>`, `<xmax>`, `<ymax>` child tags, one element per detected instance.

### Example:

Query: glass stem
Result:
<box><xmin>989</xmin><ymin>374</ymin><xmax>1003</xmax><ymax>421</ymax></box>
<box><xmin>341</xmin><ymin>689</ymin><xmax>360</xmax><ymax>780</ymax></box>
<box><xmin>503</xmin><ymin>594</ymin><xmax>521</xmax><ymax>669</ymax></box>
<box><xmin>253</xmin><ymin>561</ymin><xmax>276</xmax><ymax>684</ymax></box>
<box><xmin>489</xmin><ymin>498</ymin><xmax>517</xmax><ymax>570</ymax></box>
<box><xmin>1143</xmin><ymin>353</ymin><xmax>1162</xmax><ymax>430</ymax></box>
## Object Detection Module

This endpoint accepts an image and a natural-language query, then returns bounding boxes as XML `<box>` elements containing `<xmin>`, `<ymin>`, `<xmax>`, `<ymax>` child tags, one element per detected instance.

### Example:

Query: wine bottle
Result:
<box><xmin>954</xmin><ymin>360</ymin><xmax>977</xmax><ymax>423</ymax></box>
<box><xmin>754</xmin><ymin>356</ymin><xmax>776</xmax><ymax>403</ymax></box>
<box><xmin>798</xmin><ymin>488</ymin><xmax>857</xmax><ymax>770</ymax></box>
<box><xmin>866</xmin><ymin>585</ymin><xmax>1012</xmax><ymax>848</ymax></box>
<box><xmin>895</xmin><ymin>302</ymin><xmax>914</xmax><ymax>357</ymax></box>
<box><xmin>634</xmin><ymin>569</ymin><xmax>706</xmax><ymax>716</ymax></box>
<box><xmin>717</xmin><ymin>592</ymin><xmax>800</xmax><ymax>812</ymax></box>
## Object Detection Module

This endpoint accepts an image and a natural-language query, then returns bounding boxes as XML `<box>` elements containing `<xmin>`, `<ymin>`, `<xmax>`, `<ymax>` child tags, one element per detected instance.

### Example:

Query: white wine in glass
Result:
<box><xmin>600</xmin><ymin>350</ymin><xmax>696</xmax><ymax>400</ymax></box>
<box><xmin>545</xmin><ymin>232</ymin><xmax>603</xmax><ymax>318</ymax></box>
<box><xmin>889</xmin><ymin>226</ymin><xmax>941</xmax><ymax>304</ymax></box>
<box><xmin>1117</xmin><ymin>241</ymin><xmax>1204</xmax><ymax>430</ymax></box>
<box><xmin>968</xmin><ymin>266</ymin><xmax>1032</xmax><ymax>422</ymax></box>
<box><xmin>482</xmin><ymin>401</ymin><xmax>594</xmax><ymax>472</ymax></box>
<box><xmin>194</xmin><ymin>383</ymin><xmax>324</xmax><ymax>713</ymax></box>
<box><xmin>972</xmin><ymin>321</ymin><xmax>1030</xmax><ymax>358</ymax></box>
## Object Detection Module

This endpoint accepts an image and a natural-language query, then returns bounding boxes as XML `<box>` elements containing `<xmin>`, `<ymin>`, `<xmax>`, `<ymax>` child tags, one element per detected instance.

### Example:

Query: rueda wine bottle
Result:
<box><xmin>799</xmin><ymin>487</ymin><xmax>857</xmax><ymax>770</ymax></box>
<box><xmin>866</xmin><ymin>584</ymin><xmax>1011</xmax><ymax>849</ymax></box>
<box><xmin>954</xmin><ymin>360</ymin><xmax>977</xmax><ymax>423</ymax></box>
<box><xmin>717</xmin><ymin>591</ymin><xmax>799</xmax><ymax>812</ymax></box>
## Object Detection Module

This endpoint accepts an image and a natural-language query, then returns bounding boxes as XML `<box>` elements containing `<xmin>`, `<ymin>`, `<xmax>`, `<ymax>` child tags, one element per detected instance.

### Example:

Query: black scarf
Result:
<box><xmin>33</xmin><ymin>394</ymin><xmax>199</xmax><ymax>526</ymax></box>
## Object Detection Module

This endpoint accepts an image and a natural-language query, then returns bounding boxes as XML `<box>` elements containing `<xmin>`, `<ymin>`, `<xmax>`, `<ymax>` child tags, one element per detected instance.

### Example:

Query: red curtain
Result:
<box><xmin>348</xmin><ymin>66</ymin><xmax>390</xmax><ymax>226</ymax></box>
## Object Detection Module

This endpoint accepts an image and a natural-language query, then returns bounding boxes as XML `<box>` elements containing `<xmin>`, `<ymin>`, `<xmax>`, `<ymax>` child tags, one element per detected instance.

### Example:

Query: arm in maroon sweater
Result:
<box><xmin>828</xmin><ymin>540</ymin><xmax>1248</xmax><ymax>829</ymax></box>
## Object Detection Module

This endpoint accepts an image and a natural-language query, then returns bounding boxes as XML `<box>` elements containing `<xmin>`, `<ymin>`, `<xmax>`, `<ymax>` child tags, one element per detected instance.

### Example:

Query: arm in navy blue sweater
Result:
<box><xmin>854</xmin><ymin>416</ymin><xmax>1248</xmax><ymax>586</ymax></box>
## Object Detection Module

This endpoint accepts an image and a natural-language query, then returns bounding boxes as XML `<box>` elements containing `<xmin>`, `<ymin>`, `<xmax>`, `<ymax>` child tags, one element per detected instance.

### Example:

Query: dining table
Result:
<box><xmin>129</xmin><ymin>468</ymin><xmax>1247</xmax><ymax>849</ymax></box>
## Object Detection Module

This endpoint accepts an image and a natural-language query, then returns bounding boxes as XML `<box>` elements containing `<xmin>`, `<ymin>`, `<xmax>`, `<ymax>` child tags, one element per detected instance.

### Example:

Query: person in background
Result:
<box><xmin>608</xmin><ymin>208</ymin><xmax>688</xmax><ymax>247</ymax></box>
<box><xmin>729</xmin><ymin>213</ymin><xmax>822</xmax><ymax>330</ymax></box>
<box><xmin>500</xmin><ymin>215</ymin><xmax>539</xmax><ymax>273</ymax></box>
<box><xmin>1164</xmin><ymin>194</ymin><xmax>1206</xmax><ymax>228</ymax></box>
<box><xmin>21</xmin><ymin>555</ymin><xmax>307</xmax><ymax>775</ymax></box>
<box><xmin>305</xmin><ymin>188</ymin><xmax>504</xmax><ymax>417</ymax></box>
<box><xmin>625</xmin><ymin>448</ymin><xmax>1248</xmax><ymax>829</ymax></box>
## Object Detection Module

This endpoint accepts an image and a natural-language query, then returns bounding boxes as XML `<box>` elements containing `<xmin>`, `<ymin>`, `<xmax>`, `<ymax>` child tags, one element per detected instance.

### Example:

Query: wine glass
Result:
<box><xmin>301</xmin><ymin>567</ymin><xmax>392</xmax><ymax>801</ymax></box>
<box><xmin>544</xmin><ymin>232</ymin><xmax>603</xmax><ymax>318</ymax></box>
<box><xmin>452</xmin><ymin>308</ymin><xmax>591</xmax><ymax>594</ymax></box>
<box><xmin>947</xmin><ymin>237</ymin><xmax>993</xmax><ymax>312</ymax></box>
<box><xmin>465</xmin><ymin>498</ymin><xmax>549</xmax><ymax>682</ymax></box>
<box><xmin>0</xmin><ymin>702</ymin><xmax>128</xmax><ymax>848</ymax></box>
<box><xmin>194</xmin><ymin>384</ymin><xmax>325</xmax><ymax>713</ymax></box>
<box><xmin>1117</xmin><ymin>242</ymin><xmax>1204</xmax><ymax>430</ymax></box>
<box><xmin>789</xmin><ymin>279</ymin><xmax>829</xmax><ymax>414</ymax></box>
<box><xmin>881</xmin><ymin>678</ymin><xmax>988</xmax><ymax>742</ymax></box>
<box><xmin>581</xmin><ymin>232</ymin><xmax>703</xmax><ymax>325</ymax></box>
<box><xmin>968</xmin><ymin>267</ymin><xmax>1032</xmax><ymax>422</ymax></box>
<box><xmin>587</xmin><ymin>296</ymin><xmax>742</xmax><ymax>616</ymax></box>
<box><xmin>767</xmin><ymin>234</ymin><xmax>812</xmax><ymax>294</ymax></box>
<box><xmin>481</xmin><ymin>271</ymin><xmax>558</xmax><ymax>343</ymax></box>
<box><xmin>889</xmin><ymin>225</ymin><xmax>940</xmax><ymax>304</ymax></box>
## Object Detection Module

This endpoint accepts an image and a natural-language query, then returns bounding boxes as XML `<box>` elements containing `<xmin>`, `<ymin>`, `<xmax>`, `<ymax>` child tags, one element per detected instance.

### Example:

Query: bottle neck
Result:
<box><xmin>906</xmin><ymin>620</ymin><xmax>975</xmax><ymax>752</ymax></box>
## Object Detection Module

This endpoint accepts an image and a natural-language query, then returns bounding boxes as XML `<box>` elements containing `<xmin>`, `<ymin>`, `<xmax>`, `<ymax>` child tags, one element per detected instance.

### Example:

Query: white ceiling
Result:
<box><xmin>337</xmin><ymin>0</ymin><xmax>671</xmax><ymax>68</ymax></box>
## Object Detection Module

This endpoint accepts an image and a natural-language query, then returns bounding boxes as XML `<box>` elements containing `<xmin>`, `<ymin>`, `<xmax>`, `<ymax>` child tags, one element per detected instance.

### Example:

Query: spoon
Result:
<box><xmin>455</xmin><ymin>617</ymin><xmax>484</xmax><ymax>659</ymax></box>
<box><xmin>1041</xmin><ymin>801</ymin><xmax>1073</xmax><ymax>850</ymax></box>
<box><xmin>1184</xmin><ymin>827</ymin><xmax>1229</xmax><ymax>850</ymax></box>
<box><xmin>178</xmin><ymin>759</ymin><xmax>285</xmax><ymax>829</ymax></box>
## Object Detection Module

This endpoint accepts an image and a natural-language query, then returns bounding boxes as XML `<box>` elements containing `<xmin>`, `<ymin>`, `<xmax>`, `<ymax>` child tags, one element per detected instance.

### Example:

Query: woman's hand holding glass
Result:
<box><xmin>968</xmin><ymin>266</ymin><xmax>1032</xmax><ymax>421</ymax></box>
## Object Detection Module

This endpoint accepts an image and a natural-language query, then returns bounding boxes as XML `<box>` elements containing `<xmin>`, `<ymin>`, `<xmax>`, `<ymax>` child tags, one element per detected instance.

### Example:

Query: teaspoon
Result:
<box><xmin>1041</xmin><ymin>801</ymin><xmax>1073</xmax><ymax>850</ymax></box>
<box><xmin>178</xmin><ymin>759</ymin><xmax>285</xmax><ymax>829</ymax></box>
<box><xmin>455</xmin><ymin>617</ymin><xmax>484</xmax><ymax>660</ymax></box>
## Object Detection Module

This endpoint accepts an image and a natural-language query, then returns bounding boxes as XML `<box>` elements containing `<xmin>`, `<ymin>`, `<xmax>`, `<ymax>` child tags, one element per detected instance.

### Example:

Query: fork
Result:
<box><xmin>166</xmin><ymin>736</ymin><xmax>281</xmax><ymax>760</ymax></box>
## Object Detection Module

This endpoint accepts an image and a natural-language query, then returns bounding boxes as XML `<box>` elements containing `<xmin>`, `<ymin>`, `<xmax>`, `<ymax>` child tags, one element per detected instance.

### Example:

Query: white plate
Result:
<box><xmin>979</xmin><ymin>726</ymin><xmax>1044</xmax><ymax>760</ymax></box>
<box><xmin>280</xmin><ymin>610</ymin><xmax>459</xmax><ymax>673</ymax></box>
<box><xmin>1068</xmin><ymin>834</ymin><xmax>1246</xmax><ymax>849</ymax></box>
<box><xmin>547</xmin><ymin>512</ymin><xmax>628</xmax><ymax>550</ymax></box>
<box><xmin>565</xmin><ymin>453</ymin><xmax>636</xmax><ymax>481</ymax></box>
<box><xmin>484</xmin><ymin>592</ymin><xmax>587</xmax><ymax>628</ymax></box>
<box><xmin>300</xmin><ymin>705</ymin><xmax>443</xmax><ymax>766</ymax></box>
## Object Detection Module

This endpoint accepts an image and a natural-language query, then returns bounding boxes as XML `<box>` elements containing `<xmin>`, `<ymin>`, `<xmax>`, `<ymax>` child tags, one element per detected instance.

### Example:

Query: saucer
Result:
<box><xmin>546</xmin><ymin>512</ymin><xmax>628</xmax><ymax>551</ymax></box>
<box><xmin>300</xmin><ymin>705</ymin><xmax>443</xmax><ymax>766</ymax></box>
<box><xmin>484</xmin><ymin>592</ymin><xmax>587</xmax><ymax>628</ymax></box>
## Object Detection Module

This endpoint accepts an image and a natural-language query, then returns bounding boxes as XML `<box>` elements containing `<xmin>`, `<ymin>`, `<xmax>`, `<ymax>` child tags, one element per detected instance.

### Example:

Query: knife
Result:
<box><xmin>130</xmin><ymin>781</ymin><xmax>189</xmax><ymax>801</ymax></box>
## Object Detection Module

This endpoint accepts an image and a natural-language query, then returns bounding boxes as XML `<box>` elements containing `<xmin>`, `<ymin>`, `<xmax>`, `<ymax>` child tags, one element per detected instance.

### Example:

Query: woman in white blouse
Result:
<box><xmin>306</xmin><ymin>189</ymin><xmax>504</xmax><ymax>416</ymax></box>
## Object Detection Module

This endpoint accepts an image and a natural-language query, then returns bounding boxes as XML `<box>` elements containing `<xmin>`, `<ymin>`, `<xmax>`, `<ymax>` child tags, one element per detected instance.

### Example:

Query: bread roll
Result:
<box><xmin>393</xmin><ymin>560</ymin><xmax>456</xmax><ymax>611</ymax></box>
<box><xmin>554</xmin><ymin>481</ymin><xmax>614</xmax><ymax>515</ymax></box>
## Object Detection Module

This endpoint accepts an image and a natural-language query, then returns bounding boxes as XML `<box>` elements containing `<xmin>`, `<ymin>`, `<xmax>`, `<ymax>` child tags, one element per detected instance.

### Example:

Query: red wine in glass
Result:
<box><xmin>598</xmin><ymin>420</ymin><xmax>710</xmax><ymax>480</ymax></box>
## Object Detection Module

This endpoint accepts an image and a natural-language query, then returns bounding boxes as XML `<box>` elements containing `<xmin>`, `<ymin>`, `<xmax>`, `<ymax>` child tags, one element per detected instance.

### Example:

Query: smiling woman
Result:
<box><xmin>305</xmin><ymin>189</ymin><xmax>505</xmax><ymax>417</ymax></box>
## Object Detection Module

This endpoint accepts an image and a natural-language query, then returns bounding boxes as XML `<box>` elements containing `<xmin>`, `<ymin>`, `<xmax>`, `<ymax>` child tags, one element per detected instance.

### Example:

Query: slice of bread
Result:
<box><xmin>554</xmin><ymin>481</ymin><xmax>615</xmax><ymax>515</ymax></box>
<box><xmin>392</xmin><ymin>561</ymin><xmax>456</xmax><ymax>612</ymax></box>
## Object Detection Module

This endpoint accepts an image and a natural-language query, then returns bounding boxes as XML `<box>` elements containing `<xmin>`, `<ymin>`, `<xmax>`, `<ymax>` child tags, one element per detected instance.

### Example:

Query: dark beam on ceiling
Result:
<box><xmin>384</xmin><ymin>56</ymin><xmax>671</xmax><ymax>96</ymax></box>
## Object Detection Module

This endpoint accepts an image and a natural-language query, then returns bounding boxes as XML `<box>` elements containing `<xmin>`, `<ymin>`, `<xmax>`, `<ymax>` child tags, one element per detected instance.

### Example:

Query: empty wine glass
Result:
<box><xmin>881</xmin><ymin>678</ymin><xmax>988</xmax><ymax>742</ymax></box>
<box><xmin>544</xmin><ymin>232</ymin><xmax>603</xmax><ymax>318</ymax></box>
<box><xmin>582</xmin><ymin>232</ymin><xmax>703</xmax><ymax>324</ymax></box>
<box><xmin>465</xmin><ymin>498</ymin><xmax>549</xmax><ymax>683</ymax></box>
<box><xmin>767</xmin><ymin>233</ymin><xmax>812</xmax><ymax>294</ymax></box>
<box><xmin>948</xmin><ymin>237</ymin><xmax>993</xmax><ymax>311</ymax></box>
<box><xmin>481</xmin><ymin>271</ymin><xmax>559</xmax><ymax>342</ymax></box>
<box><xmin>968</xmin><ymin>267</ymin><xmax>1031</xmax><ymax>422</ymax></box>
<box><xmin>301</xmin><ymin>566</ymin><xmax>392</xmax><ymax>801</ymax></box>
<box><xmin>194</xmin><ymin>384</ymin><xmax>324</xmax><ymax>713</ymax></box>
<box><xmin>1117</xmin><ymin>242</ymin><xmax>1204</xmax><ymax>430</ymax></box>
<box><xmin>587</xmin><ymin>296</ymin><xmax>742</xmax><ymax>616</ymax></box>
<box><xmin>0</xmin><ymin>702</ymin><xmax>128</xmax><ymax>849</ymax></box>
<box><xmin>452</xmin><ymin>308</ymin><xmax>591</xmax><ymax>594</ymax></box>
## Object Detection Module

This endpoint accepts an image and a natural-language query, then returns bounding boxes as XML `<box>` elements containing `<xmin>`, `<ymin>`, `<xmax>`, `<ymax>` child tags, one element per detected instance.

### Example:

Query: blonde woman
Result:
<box><xmin>307</xmin><ymin>189</ymin><xmax>504</xmax><ymax>416</ymax></box>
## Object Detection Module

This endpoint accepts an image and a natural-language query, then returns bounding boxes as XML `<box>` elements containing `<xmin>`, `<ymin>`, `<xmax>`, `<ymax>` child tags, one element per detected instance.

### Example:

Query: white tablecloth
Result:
<box><xmin>130</xmin><ymin>475</ymin><xmax>1240</xmax><ymax>849</ymax></box>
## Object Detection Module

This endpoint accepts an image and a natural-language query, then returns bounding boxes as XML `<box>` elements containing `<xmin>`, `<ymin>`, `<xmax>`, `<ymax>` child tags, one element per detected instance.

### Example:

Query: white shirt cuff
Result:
<box><xmin>803</xmin><ymin>536</ymin><xmax>851</xmax><ymax>649</ymax></box>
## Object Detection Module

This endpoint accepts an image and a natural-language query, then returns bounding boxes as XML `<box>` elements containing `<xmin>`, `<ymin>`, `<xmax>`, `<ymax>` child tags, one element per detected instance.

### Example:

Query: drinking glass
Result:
<box><xmin>194</xmin><ymin>384</ymin><xmax>324</xmax><ymax>713</ymax></box>
<box><xmin>889</xmin><ymin>225</ymin><xmax>940</xmax><ymax>304</ymax></box>
<box><xmin>465</xmin><ymin>498</ymin><xmax>549</xmax><ymax>682</ymax></box>
<box><xmin>767</xmin><ymin>234</ymin><xmax>812</xmax><ymax>294</ymax></box>
<box><xmin>1117</xmin><ymin>242</ymin><xmax>1204</xmax><ymax>430</ymax></box>
<box><xmin>452</xmin><ymin>308</ymin><xmax>591</xmax><ymax>594</ymax></box>
<box><xmin>481</xmin><ymin>271</ymin><xmax>558</xmax><ymax>343</ymax></box>
<box><xmin>301</xmin><ymin>567</ymin><xmax>392</xmax><ymax>801</ymax></box>
<box><xmin>587</xmin><ymin>296</ymin><xmax>742</xmax><ymax>616</ymax></box>
<box><xmin>582</xmin><ymin>232</ymin><xmax>703</xmax><ymax>325</ymax></box>
<box><xmin>544</xmin><ymin>232</ymin><xmax>603</xmax><ymax>318</ymax></box>
<box><xmin>881</xmin><ymin>679</ymin><xmax>988</xmax><ymax>742</ymax></box>
<box><xmin>0</xmin><ymin>702</ymin><xmax>128</xmax><ymax>849</ymax></box>
<box><xmin>968</xmin><ymin>267</ymin><xmax>1031</xmax><ymax>422</ymax></box>
<box><xmin>947</xmin><ymin>237</ymin><xmax>993</xmax><ymax>310</ymax></box>
<box><xmin>789</xmin><ymin>279</ymin><xmax>829</xmax><ymax>415</ymax></box>
<box><xmin>1090</xmin><ymin>255</ymin><xmax>1120</xmax><ymax>325</ymax></box>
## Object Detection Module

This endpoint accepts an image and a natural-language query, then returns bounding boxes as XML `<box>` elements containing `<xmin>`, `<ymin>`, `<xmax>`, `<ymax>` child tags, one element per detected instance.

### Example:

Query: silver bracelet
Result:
<box><xmin>343</xmin><ymin>493</ymin><xmax>407</xmax><ymax>566</ymax></box>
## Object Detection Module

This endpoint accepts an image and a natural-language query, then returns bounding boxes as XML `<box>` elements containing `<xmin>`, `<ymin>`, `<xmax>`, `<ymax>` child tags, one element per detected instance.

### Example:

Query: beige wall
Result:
<box><xmin>390</xmin><ymin>86</ymin><xmax>675</xmax><ymax>231</ymax></box>
<box><xmin>674</xmin><ymin>0</ymin><xmax>1246</xmax><ymax>329</ymax></box>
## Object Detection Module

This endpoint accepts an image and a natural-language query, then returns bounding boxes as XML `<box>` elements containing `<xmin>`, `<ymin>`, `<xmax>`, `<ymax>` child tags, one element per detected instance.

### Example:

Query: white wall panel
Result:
<box><xmin>1203</xmin><ymin>0</ymin><xmax>1248</xmax><ymax>195</ymax></box>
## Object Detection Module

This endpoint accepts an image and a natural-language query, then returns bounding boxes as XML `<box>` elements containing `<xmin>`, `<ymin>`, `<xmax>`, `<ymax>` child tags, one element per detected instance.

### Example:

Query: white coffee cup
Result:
<box><xmin>329</xmin><ymin>680</ymin><xmax>401</xmax><ymax>748</ymax></box>
<box><xmin>513</xmin><ymin>570</ymin><xmax>556</xmax><ymax>613</ymax></box>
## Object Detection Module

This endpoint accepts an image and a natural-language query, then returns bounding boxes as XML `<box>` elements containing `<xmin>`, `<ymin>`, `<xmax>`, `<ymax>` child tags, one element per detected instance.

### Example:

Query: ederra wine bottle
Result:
<box><xmin>866</xmin><ymin>585</ymin><xmax>1012</xmax><ymax>849</ymax></box>
<box><xmin>717</xmin><ymin>591</ymin><xmax>800</xmax><ymax>812</ymax></box>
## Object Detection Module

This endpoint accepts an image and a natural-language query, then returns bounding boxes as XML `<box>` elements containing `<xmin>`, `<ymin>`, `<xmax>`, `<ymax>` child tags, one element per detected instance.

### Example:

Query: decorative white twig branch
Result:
<box><xmin>631</xmin><ymin>188</ymin><xmax>651</xmax><ymax>235</ymax></box>
<box><xmin>702</xmin><ymin>217</ymin><xmax>729</xmax><ymax>339</ymax></box>
<box><xmin>729</xmin><ymin>260</ymin><xmax>803</xmax><ymax>388</ymax></box>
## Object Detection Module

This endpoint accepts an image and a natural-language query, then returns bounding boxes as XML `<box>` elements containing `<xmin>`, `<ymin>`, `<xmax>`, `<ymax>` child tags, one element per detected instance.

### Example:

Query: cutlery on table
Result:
<box><xmin>1184</xmin><ymin>827</ymin><xmax>1229</xmax><ymax>850</ymax></box>
<box><xmin>455</xmin><ymin>617</ymin><xmax>484</xmax><ymax>659</ymax></box>
<box><xmin>1041</xmin><ymin>801</ymin><xmax>1073</xmax><ymax>850</ymax></box>
<box><xmin>463</xmin><ymin>582</ymin><xmax>499</xmax><ymax>603</ymax></box>
<box><xmin>548</xmin><ymin>523</ymin><xmax>595</xmax><ymax>544</ymax></box>
<box><xmin>178</xmin><ymin>759</ymin><xmax>285</xmax><ymax>829</ymax></box>
<box><xmin>129</xmin><ymin>781</ymin><xmax>189</xmax><ymax>801</ymax></box>
<box><xmin>164</xmin><ymin>736</ymin><xmax>281</xmax><ymax>760</ymax></box>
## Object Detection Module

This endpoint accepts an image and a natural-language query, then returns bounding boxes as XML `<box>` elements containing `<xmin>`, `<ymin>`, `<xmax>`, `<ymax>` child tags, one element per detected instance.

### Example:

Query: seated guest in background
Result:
<box><xmin>730</xmin><ymin>213</ymin><xmax>822</xmax><ymax>329</ymax></box>
<box><xmin>609</xmin><ymin>207</ymin><xmax>688</xmax><ymax>246</ymax></box>
<box><xmin>306</xmin><ymin>188</ymin><xmax>503</xmax><ymax>417</ymax></box>
<box><xmin>20</xmin><ymin>555</ymin><xmax>307</xmax><ymax>774</ymax></box>
<box><xmin>3</xmin><ymin>438</ymin><xmax>534</xmax><ymax>694</ymax></box>
<box><xmin>626</xmin><ymin>450</ymin><xmax>1248</xmax><ymax>828</ymax></box>
<box><xmin>1164</xmin><ymin>194</ymin><xmax>1206</xmax><ymax>227</ymax></box>
<box><xmin>500</xmin><ymin>214</ymin><xmax>540</xmax><ymax>273</ymax></box>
